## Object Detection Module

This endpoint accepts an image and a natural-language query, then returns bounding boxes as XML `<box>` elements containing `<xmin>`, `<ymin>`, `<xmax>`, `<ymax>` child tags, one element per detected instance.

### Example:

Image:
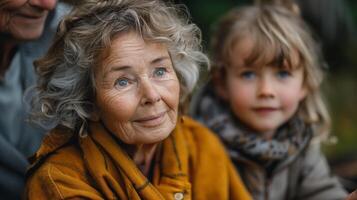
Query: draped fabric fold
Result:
<box><xmin>80</xmin><ymin>121</ymin><xmax>191</xmax><ymax>200</ymax></box>
<box><xmin>25</xmin><ymin>116</ymin><xmax>252</xmax><ymax>200</ymax></box>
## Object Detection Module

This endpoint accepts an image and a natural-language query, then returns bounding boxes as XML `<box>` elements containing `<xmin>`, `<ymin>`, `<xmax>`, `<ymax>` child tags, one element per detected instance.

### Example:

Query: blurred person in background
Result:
<box><xmin>0</xmin><ymin>0</ymin><xmax>69</xmax><ymax>199</ymax></box>
<box><xmin>180</xmin><ymin>0</ymin><xmax>357</xmax><ymax>193</ymax></box>
<box><xmin>191</xmin><ymin>2</ymin><xmax>348</xmax><ymax>199</ymax></box>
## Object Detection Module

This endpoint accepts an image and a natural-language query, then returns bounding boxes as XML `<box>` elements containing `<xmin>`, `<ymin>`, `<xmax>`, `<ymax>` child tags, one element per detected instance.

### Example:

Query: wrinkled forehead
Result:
<box><xmin>97</xmin><ymin>31</ymin><xmax>170</xmax><ymax>72</ymax></box>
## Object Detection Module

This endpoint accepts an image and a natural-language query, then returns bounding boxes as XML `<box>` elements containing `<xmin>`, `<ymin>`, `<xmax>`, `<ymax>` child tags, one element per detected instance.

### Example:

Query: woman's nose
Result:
<box><xmin>28</xmin><ymin>0</ymin><xmax>57</xmax><ymax>11</ymax></box>
<box><xmin>140</xmin><ymin>79</ymin><xmax>161</xmax><ymax>105</ymax></box>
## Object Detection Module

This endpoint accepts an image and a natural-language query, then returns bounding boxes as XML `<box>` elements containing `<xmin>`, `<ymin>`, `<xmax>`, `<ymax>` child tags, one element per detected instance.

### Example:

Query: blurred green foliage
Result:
<box><xmin>323</xmin><ymin>72</ymin><xmax>357</xmax><ymax>159</ymax></box>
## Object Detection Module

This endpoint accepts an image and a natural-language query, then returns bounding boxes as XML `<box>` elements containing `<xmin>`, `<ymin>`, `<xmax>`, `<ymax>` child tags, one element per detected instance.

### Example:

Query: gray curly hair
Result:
<box><xmin>31</xmin><ymin>0</ymin><xmax>208</xmax><ymax>131</ymax></box>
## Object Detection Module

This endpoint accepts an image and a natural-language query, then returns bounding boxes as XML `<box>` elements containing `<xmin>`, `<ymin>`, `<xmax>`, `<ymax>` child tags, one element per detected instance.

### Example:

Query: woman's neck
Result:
<box><xmin>128</xmin><ymin>143</ymin><xmax>158</xmax><ymax>176</ymax></box>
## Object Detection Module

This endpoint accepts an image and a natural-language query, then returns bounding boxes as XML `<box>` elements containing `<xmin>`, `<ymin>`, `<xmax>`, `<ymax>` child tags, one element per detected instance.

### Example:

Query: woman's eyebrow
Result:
<box><xmin>151</xmin><ymin>56</ymin><xmax>171</xmax><ymax>64</ymax></box>
<box><xmin>103</xmin><ymin>56</ymin><xmax>171</xmax><ymax>78</ymax></box>
<box><xmin>104</xmin><ymin>66</ymin><xmax>131</xmax><ymax>78</ymax></box>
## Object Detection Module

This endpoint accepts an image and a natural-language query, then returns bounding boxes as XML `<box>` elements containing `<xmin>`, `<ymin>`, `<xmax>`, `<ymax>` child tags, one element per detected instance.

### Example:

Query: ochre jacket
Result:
<box><xmin>24</xmin><ymin>116</ymin><xmax>252</xmax><ymax>200</ymax></box>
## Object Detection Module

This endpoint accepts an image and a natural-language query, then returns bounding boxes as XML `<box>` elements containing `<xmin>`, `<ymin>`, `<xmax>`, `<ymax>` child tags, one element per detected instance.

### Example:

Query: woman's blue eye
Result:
<box><xmin>154</xmin><ymin>67</ymin><xmax>167</xmax><ymax>77</ymax></box>
<box><xmin>277</xmin><ymin>70</ymin><xmax>291</xmax><ymax>78</ymax></box>
<box><xmin>115</xmin><ymin>78</ymin><xmax>129</xmax><ymax>87</ymax></box>
<box><xmin>240</xmin><ymin>71</ymin><xmax>256</xmax><ymax>80</ymax></box>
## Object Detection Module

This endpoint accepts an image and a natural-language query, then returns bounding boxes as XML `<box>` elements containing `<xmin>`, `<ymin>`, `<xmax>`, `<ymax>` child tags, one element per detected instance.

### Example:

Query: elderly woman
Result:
<box><xmin>24</xmin><ymin>0</ymin><xmax>252</xmax><ymax>199</ymax></box>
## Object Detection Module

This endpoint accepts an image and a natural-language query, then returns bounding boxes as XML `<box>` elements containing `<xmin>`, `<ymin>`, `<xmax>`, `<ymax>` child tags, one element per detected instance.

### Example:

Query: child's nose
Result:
<box><xmin>257</xmin><ymin>77</ymin><xmax>275</xmax><ymax>98</ymax></box>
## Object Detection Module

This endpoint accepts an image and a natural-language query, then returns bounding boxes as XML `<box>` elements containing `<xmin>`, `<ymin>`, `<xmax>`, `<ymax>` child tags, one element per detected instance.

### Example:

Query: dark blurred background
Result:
<box><xmin>174</xmin><ymin>0</ymin><xmax>357</xmax><ymax>192</ymax></box>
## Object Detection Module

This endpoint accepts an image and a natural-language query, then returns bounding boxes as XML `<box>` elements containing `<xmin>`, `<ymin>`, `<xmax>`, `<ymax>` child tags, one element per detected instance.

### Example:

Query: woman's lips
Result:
<box><xmin>13</xmin><ymin>13</ymin><xmax>47</xmax><ymax>24</ymax></box>
<box><xmin>16</xmin><ymin>10</ymin><xmax>47</xmax><ymax>19</ymax></box>
<box><xmin>17</xmin><ymin>13</ymin><xmax>44</xmax><ymax>19</ymax></box>
<box><xmin>133</xmin><ymin>112</ymin><xmax>166</xmax><ymax>127</ymax></box>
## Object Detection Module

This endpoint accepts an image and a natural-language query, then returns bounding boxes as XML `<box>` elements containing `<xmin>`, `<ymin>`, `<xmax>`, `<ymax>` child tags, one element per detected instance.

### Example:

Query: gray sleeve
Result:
<box><xmin>296</xmin><ymin>142</ymin><xmax>348</xmax><ymax>200</ymax></box>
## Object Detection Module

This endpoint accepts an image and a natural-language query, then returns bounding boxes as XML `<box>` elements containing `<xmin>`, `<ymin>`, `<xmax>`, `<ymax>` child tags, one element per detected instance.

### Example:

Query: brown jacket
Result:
<box><xmin>24</xmin><ymin>116</ymin><xmax>252</xmax><ymax>200</ymax></box>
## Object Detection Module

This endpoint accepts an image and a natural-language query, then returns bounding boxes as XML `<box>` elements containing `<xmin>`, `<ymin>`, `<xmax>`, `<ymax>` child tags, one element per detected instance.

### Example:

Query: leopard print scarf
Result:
<box><xmin>192</xmin><ymin>84</ymin><xmax>312</xmax><ymax>167</ymax></box>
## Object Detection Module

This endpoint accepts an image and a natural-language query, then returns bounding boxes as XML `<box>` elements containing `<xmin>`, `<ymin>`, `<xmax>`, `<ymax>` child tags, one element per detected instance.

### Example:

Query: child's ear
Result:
<box><xmin>299</xmin><ymin>85</ymin><xmax>308</xmax><ymax>101</ymax></box>
<box><xmin>212</xmin><ymin>69</ymin><xmax>229</xmax><ymax>100</ymax></box>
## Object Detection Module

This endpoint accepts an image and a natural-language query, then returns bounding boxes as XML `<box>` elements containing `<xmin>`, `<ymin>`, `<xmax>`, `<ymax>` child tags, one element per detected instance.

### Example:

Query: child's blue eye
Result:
<box><xmin>240</xmin><ymin>71</ymin><xmax>256</xmax><ymax>80</ymax></box>
<box><xmin>154</xmin><ymin>67</ymin><xmax>167</xmax><ymax>77</ymax></box>
<box><xmin>277</xmin><ymin>70</ymin><xmax>291</xmax><ymax>79</ymax></box>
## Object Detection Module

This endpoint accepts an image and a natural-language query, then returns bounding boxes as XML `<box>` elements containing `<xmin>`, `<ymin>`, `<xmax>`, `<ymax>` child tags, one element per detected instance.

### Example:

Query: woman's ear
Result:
<box><xmin>89</xmin><ymin>106</ymin><xmax>100</xmax><ymax>122</ymax></box>
<box><xmin>212</xmin><ymin>69</ymin><xmax>228</xmax><ymax>100</ymax></box>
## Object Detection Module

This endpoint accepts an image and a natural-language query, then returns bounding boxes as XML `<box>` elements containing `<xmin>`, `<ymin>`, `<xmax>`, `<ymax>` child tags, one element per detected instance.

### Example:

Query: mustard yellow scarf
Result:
<box><xmin>26</xmin><ymin>117</ymin><xmax>252</xmax><ymax>200</ymax></box>
<box><xmin>81</xmin><ymin>120</ymin><xmax>192</xmax><ymax>199</ymax></box>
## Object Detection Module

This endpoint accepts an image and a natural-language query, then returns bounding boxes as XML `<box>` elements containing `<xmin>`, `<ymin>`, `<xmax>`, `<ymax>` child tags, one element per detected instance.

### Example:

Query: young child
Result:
<box><xmin>190</xmin><ymin>4</ymin><xmax>348</xmax><ymax>200</ymax></box>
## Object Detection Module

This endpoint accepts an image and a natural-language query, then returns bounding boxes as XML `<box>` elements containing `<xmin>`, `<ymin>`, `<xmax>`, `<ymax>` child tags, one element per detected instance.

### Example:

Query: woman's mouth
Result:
<box><xmin>133</xmin><ymin>112</ymin><xmax>166</xmax><ymax>127</ymax></box>
<box><xmin>17</xmin><ymin>13</ymin><xmax>44</xmax><ymax>19</ymax></box>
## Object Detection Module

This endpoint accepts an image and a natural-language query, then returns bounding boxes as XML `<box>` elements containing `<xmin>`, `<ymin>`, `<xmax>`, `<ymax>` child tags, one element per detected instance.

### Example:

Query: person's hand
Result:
<box><xmin>0</xmin><ymin>1</ymin><xmax>9</xmax><ymax>9</ymax></box>
<box><xmin>0</xmin><ymin>0</ymin><xmax>26</xmax><ymax>32</ymax></box>
<box><xmin>0</xmin><ymin>0</ymin><xmax>11</xmax><ymax>33</ymax></box>
<box><xmin>346</xmin><ymin>190</ymin><xmax>357</xmax><ymax>200</ymax></box>
<box><xmin>0</xmin><ymin>0</ymin><xmax>26</xmax><ymax>10</ymax></box>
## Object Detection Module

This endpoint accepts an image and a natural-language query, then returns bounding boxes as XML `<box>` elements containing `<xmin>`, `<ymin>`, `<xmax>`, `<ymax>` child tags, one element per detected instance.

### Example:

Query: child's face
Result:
<box><xmin>219</xmin><ymin>39</ymin><xmax>307</xmax><ymax>138</ymax></box>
